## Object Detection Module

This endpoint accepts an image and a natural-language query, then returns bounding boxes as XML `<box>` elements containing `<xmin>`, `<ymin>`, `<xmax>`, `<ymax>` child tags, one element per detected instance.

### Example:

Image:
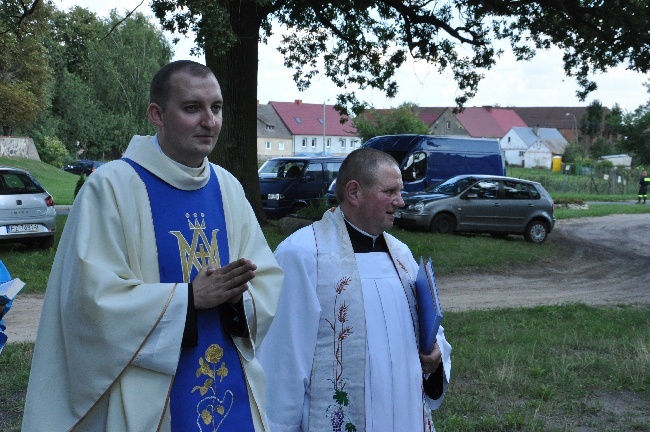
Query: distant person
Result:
<box><xmin>23</xmin><ymin>60</ymin><xmax>283</xmax><ymax>431</ymax></box>
<box><xmin>637</xmin><ymin>169</ymin><xmax>649</xmax><ymax>204</ymax></box>
<box><xmin>0</xmin><ymin>260</ymin><xmax>12</xmax><ymax>349</ymax></box>
<box><xmin>259</xmin><ymin>148</ymin><xmax>451</xmax><ymax>431</ymax></box>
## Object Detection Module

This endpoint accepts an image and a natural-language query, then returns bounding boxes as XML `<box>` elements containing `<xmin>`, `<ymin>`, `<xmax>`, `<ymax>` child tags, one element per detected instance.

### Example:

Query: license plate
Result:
<box><xmin>8</xmin><ymin>224</ymin><xmax>39</xmax><ymax>233</ymax></box>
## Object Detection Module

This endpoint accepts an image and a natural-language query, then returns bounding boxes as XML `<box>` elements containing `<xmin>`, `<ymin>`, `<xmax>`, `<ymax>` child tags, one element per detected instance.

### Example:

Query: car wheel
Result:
<box><xmin>39</xmin><ymin>236</ymin><xmax>55</xmax><ymax>250</ymax></box>
<box><xmin>524</xmin><ymin>220</ymin><xmax>549</xmax><ymax>244</ymax></box>
<box><xmin>289</xmin><ymin>202</ymin><xmax>307</xmax><ymax>215</ymax></box>
<box><xmin>431</xmin><ymin>213</ymin><xmax>456</xmax><ymax>234</ymax></box>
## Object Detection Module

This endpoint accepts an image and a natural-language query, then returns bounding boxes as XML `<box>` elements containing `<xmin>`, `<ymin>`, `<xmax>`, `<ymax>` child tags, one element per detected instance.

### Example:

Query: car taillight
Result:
<box><xmin>45</xmin><ymin>196</ymin><xmax>55</xmax><ymax>207</ymax></box>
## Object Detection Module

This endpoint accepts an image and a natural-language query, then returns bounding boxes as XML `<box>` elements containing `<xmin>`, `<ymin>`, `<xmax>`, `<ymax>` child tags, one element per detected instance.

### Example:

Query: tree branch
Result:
<box><xmin>99</xmin><ymin>0</ymin><xmax>146</xmax><ymax>43</ymax></box>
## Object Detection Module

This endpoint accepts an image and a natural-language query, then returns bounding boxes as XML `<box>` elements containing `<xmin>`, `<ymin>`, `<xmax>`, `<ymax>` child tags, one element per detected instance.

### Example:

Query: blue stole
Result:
<box><xmin>123</xmin><ymin>159</ymin><xmax>254</xmax><ymax>431</ymax></box>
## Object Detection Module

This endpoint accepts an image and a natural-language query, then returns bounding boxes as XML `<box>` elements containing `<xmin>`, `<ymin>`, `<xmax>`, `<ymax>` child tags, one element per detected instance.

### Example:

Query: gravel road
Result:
<box><xmin>4</xmin><ymin>213</ymin><xmax>649</xmax><ymax>344</ymax></box>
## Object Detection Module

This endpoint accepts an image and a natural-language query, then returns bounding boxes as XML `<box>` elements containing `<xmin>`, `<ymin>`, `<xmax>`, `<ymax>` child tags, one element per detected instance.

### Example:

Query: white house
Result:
<box><xmin>500</xmin><ymin>127</ymin><xmax>568</xmax><ymax>169</ymax></box>
<box><xmin>599</xmin><ymin>154</ymin><xmax>632</xmax><ymax>168</ymax></box>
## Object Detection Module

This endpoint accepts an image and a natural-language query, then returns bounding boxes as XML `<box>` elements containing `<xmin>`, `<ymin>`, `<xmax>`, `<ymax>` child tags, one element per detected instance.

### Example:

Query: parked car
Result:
<box><xmin>62</xmin><ymin>160</ymin><xmax>105</xmax><ymax>176</ymax></box>
<box><xmin>395</xmin><ymin>174</ymin><xmax>555</xmax><ymax>244</ymax></box>
<box><xmin>0</xmin><ymin>167</ymin><xmax>57</xmax><ymax>249</ymax></box>
<box><xmin>259</xmin><ymin>156</ymin><xmax>345</xmax><ymax>218</ymax></box>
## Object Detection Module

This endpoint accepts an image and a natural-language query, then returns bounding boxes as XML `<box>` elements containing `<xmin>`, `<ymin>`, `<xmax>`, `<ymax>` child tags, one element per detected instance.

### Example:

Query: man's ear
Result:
<box><xmin>345</xmin><ymin>180</ymin><xmax>361</xmax><ymax>206</ymax></box>
<box><xmin>148</xmin><ymin>103</ymin><xmax>164</xmax><ymax>127</ymax></box>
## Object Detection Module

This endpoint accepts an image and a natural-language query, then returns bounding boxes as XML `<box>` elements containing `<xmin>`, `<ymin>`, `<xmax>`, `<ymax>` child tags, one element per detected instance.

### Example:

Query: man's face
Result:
<box><xmin>354</xmin><ymin>163</ymin><xmax>404</xmax><ymax>235</ymax></box>
<box><xmin>150</xmin><ymin>71</ymin><xmax>223</xmax><ymax>167</ymax></box>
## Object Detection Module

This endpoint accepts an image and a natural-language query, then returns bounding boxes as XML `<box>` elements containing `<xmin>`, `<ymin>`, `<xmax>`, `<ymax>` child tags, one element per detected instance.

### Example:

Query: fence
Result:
<box><xmin>511</xmin><ymin>164</ymin><xmax>643</xmax><ymax>196</ymax></box>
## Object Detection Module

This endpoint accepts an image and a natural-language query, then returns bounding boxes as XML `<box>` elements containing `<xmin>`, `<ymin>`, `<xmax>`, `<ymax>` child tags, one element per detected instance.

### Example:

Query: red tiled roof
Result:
<box><xmin>456</xmin><ymin>107</ymin><xmax>527</xmax><ymax>138</ymax></box>
<box><xmin>270</xmin><ymin>101</ymin><xmax>357</xmax><ymax>137</ymax></box>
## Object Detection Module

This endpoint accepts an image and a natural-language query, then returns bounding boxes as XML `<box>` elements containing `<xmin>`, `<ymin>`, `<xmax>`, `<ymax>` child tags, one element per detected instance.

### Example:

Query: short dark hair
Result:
<box><xmin>335</xmin><ymin>148</ymin><xmax>399</xmax><ymax>203</ymax></box>
<box><xmin>149</xmin><ymin>60</ymin><xmax>215</xmax><ymax>108</ymax></box>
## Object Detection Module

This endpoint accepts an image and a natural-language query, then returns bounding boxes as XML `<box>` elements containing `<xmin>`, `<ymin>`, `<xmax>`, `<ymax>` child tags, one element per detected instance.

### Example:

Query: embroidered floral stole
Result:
<box><xmin>308</xmin><ymin>207</ymin><xmax>433</xmax><ymax>432</ymax></box>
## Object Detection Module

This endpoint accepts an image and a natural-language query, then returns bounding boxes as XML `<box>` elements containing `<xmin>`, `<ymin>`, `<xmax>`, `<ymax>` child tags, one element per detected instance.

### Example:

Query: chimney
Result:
<box><xmin>295</xmin><ymin>99</ymin><xmax>303</xmax><ymax>106</ymax></box>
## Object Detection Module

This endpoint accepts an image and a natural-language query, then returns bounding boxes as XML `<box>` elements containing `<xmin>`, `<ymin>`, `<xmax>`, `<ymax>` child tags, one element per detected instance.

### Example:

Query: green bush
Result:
<box><xmin>39</xmin><ymin>136</ymin><xmax>70</xmax><ymax>168</ymax></box>
<box><xmin>74</xmin><ymin>174</ymin><xmax>87</xmax><ymax>198</ymax></box>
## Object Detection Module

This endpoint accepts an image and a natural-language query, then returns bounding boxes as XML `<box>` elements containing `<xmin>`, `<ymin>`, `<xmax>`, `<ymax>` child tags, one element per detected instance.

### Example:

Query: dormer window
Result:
<box><xmin>295</xmin><ymin>117</ymin><xmax>302</xmax><ymax>123</ymax></box>
<box><xmin>266</xmin><ymin>125</ymin><xmax>275</xmax><ymax>130</ymax></box>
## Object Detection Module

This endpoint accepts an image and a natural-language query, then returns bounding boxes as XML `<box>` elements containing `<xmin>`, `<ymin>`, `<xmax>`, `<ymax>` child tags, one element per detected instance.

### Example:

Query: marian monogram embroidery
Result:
<box><xmin>191</xmin><ymin>344</ymin><xmax>234</xmax><ymax>431</ymax></box>
<box><xmin>170</xmin><ymin>213</ymin><xmax>221</xmax><ymax>282</ymax></box>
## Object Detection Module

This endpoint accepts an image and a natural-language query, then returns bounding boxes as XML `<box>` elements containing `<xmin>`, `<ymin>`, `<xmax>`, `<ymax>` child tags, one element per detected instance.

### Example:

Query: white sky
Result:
<box><xmin>56</xmin><ymin>0</ymin><xmax>650</xmax><ymax>112</ymax></box>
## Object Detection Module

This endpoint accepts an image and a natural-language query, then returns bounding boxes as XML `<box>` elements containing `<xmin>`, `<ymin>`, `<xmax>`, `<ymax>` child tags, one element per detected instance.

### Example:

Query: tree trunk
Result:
<box><xmin>205</xmin><ymin>2</ymin><xmax>266</xmax><ymax>223</ymax></box>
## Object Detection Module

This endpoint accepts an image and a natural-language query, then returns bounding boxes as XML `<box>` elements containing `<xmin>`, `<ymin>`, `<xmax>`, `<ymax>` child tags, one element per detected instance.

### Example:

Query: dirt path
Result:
<box><xmin>4</xmin><ymin>213</ymin><xmax>650</xmax><ymax>343</ymax></box>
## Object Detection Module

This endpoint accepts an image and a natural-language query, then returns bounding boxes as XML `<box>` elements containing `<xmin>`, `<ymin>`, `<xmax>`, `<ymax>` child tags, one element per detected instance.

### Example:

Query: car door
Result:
<box><xmin>497</xmin><ymin>179</ymin><xmax>537</xmax><ymax>231</ymax></box>
<box><xmin>456</xmin><ymin>178</ymin><xmax>503</xmax><ymax>230</ymax></box>
<box><xmin>299</xmin><ymin>162</ymin><xmax>326</xmax><ymax>204</ymax></box>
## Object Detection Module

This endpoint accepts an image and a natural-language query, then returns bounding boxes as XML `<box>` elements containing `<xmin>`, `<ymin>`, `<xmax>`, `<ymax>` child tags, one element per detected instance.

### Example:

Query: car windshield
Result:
<box><xmin>258</xmin><ymin>160</ymin><xmax>306</xmax><ymax>179</ymax></box>
<box><xmin>426</xmin><ymin>176</ymin><xmax>479</xmax><ymax>196</ymax></box>
<box><xmin>0</xmin><ymin>172</ymin><xmax>45</xmax><ymax>194</ymax></box>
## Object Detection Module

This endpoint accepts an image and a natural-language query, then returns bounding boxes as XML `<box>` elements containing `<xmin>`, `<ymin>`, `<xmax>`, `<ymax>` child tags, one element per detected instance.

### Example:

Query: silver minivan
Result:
<box><xmin>395</xmin><ymin>174</ymin><xmax>555</xmax><ymax>244</ymax></box>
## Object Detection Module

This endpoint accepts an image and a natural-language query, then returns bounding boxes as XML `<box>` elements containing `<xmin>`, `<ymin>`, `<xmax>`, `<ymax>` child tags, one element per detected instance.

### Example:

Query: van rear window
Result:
<box><xmin>259</xmin><ymin>160</ymin><xmax>306</xmax><ymax>179</ymax></box>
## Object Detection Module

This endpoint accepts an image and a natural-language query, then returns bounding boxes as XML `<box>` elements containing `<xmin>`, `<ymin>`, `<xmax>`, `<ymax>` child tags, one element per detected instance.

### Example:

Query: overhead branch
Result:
<box><xmin>99</xmin><ymin>0</ymin><xmax>146</xmax><ymax>43</ymax></box>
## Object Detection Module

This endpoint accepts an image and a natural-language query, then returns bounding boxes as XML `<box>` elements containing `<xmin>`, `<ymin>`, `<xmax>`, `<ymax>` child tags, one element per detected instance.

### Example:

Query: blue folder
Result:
<box><xmin>415</xmin><ymin>257</ymin><xmax>443</xmax><ymax>354</ymax></box>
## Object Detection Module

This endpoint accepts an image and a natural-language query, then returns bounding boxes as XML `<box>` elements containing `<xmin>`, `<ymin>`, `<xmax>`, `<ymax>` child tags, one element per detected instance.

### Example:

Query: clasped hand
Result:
<box><xmin>191</xmin><ymin>258</ymin><xmax>256</xmax><ymax>309</ymax></box>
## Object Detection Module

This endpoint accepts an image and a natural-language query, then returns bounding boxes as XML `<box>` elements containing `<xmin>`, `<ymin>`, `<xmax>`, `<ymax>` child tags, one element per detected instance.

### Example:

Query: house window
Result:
<box><xmin>311</xmin><ymin>138</ymin><xmax>317</xmax><ymax>148</ymax></box>
<box><xmin>351</xmin><ymin>139</ymin><xmax>359</xmax><ymax>148</ymax></box>
<box><xmin>279</xmin><ymin>142</ymin><xmax>285</xmax><ymax>150</ymax></box>
<box><xmin>318</xmin><ymin>118</ymin><xmax>324</xmax><ymax>124</ymax></box>
<box><xmin>446</xmin><ymin>121</ymin><xmax>451</xmax><ymax>129</ymax></box>
<box><xmin>266</xmin><ymin>125</ymin><xmax>275</xmax><ymax>130</ymax></box>
<box><xmin>326</xmin><ymin>138</ymin><xmax>331</xmax><ymax>148</ymax></box>
<box><xmin>507</xmin><ymin>137</ymin><xmax>511</xmax><ymax>143</ymax></box>
<box><xmin>518</xmin><ymin>151</ymin><xmax>525</xmax><ymax>157</ymax></box>
<box><xmin>301</xmin><ymin>138</ymin><xmax>307</xmax><ymax>148</ymax></box>
<box><xmin>295</xmin><ymin>117</ymin><xmax>302</xmax><ymax>123</ymax></box>
<box><xmin>340</xmin><ymin>138</ymin><xmax>346</xmax><ymax>148</ymax></box>
<box><xmin>265</xmin><ymin>141</ymin><xmax>271</xmax><ymax>150</ymax></box>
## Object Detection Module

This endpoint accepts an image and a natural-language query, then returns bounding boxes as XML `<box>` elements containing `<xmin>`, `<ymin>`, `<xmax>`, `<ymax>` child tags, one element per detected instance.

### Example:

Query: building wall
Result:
<box><xmin>0</xmin><ymin>137</ymin><xmax>41</xmax><ymax>160</ymax></box>
<box><xmin>524</xmin><ymin>143</ymin><xmax>553</xmax><ymax>169</ymax></box>
<box><xmin>292</xmin><ymin>135</ymin><xmax>360</xmax><ymax>156</ymax></box>
<box><xmin>500</xmin><ymin>131</ymin><xmax>528</xmax><ymax>167</ymax></box>
<box><xmin>257</xmin><ymin>137</ymin><xmax>292</xmax><ymax>162</ymax></box>
<box><xmin>428</xmin><ymin>109</ymin><xmax>469</xmax><ymax>136</ymax></box>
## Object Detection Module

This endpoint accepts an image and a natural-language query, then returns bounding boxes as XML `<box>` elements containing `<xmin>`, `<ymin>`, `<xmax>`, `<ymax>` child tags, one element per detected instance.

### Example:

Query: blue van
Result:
<box><xmin>258</xmin><ymin>156</ymin><xmax>345</xmax><ymax>218</ymax></box>
<box><xmin>363</xmin><ymin>134</ymin><xmax>506</xmax><ymax>192</ymax></box>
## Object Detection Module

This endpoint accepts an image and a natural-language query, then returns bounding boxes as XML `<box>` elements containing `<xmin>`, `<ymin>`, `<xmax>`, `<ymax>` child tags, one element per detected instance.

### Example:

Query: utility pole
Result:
<box><xmin>565</xmin><ymin>112</ymin><xmax>578</xmax><ymax>145</ymax></box>
<box><xmin>322</xmin><ymin>101</ymin><xmax>326</xmax><ymax>155</ymax></box>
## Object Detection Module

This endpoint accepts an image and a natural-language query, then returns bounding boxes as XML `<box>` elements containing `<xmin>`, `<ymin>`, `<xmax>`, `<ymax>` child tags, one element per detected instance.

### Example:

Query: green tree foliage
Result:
<box><xmin>0</xmin><ymin>0</ymin><xmax>52</xmax><ymax>133</ymax></box>
<box><xmin>149</xmin><ymin>0</ymin><xmax>650</xmax><ymax>221</ymax></box>
<box><xmin>38</xmin><ymin>136</ymin><xmax>69</xmax><ymax>168</ymax></box>
<box><xmin>616</xmin><ymin>94</ymin><xmax>650</xmax><ymax>166</ymax></box>
<box><xmin>42</xmin><ymin>7</ymin><xmax>173</xmax><ymax>159</ymax></box>
<box><xmin>562</xmin><ymin>142</ymin><xmax>586</xmax><ymax>165</ymax></box>
<box><xmin>353</xmin><ymin>103</ymin><xmax>429</xmax><ymax>143</ymax></box>
<box><xmin>589</xmin><ymin>137</ymin><xmax>614</xmax><ymax>160</ymax></box>
<box><xmin>580</xmin><ymin>100</ymin><xmax>604</xmax><ymax>141</ymax></box>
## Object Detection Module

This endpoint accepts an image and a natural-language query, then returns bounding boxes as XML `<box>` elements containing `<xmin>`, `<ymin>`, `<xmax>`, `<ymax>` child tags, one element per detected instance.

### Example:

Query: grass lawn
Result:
<box><xmin>1</xmin><ymin>159</ymin><xmax>649</xmax><ymax>430</ymax></box>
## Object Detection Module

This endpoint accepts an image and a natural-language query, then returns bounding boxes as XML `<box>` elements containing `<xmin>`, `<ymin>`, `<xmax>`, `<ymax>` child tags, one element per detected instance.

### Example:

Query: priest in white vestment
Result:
<box><xmin>259</xmin><ymin>148</ymin><xmax>451</xmax><ymax>432</ymax></box>
<box><xmin>22</xmin><ymin>61</ymin><xmax>282</xmax><ymax>432</ymax></box>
